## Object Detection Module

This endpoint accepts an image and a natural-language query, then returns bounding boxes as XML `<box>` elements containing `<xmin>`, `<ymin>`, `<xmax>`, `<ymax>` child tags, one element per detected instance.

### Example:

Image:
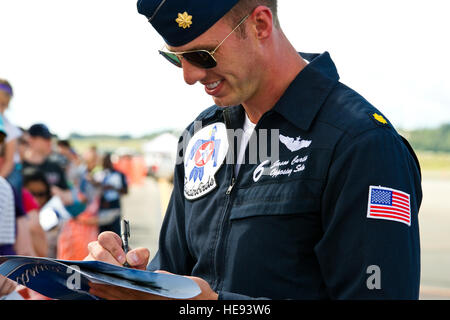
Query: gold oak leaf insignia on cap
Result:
<box><xmin>373</xmin><ymin>113</ymin><xmax>388</xmax><ymax>125</ymax></box>
<box><xmin>176</xmin><ymin>12</ymin><xmax>193</xmax><ymax>29</ymax></box>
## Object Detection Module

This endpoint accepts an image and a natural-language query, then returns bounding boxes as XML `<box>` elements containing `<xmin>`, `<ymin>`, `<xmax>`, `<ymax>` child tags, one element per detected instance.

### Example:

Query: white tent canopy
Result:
<box><xmin>142</xmin><ymin>133</ymin><xmax>178</xmax><ymax>155</ymax></box>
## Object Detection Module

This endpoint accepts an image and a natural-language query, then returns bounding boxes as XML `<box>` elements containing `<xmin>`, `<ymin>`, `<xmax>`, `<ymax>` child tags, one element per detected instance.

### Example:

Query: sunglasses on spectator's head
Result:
<box><xmin>159</xmin><ymin>14</ymin><xmax>249</xmax><ymax>69</ymax></box>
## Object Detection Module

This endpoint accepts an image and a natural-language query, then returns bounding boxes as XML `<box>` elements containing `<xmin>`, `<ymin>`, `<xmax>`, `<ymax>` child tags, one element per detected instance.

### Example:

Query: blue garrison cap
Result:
<box><xmin>137</xmin><ymin>0</ymin><xmax>240</xmax><ymax>47</ymax></box>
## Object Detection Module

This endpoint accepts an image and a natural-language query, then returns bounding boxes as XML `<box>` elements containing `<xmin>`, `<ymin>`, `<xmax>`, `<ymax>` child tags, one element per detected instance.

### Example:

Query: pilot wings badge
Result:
<box><xmin>184</xmin><ymin>123</ymin><xmax>229</xmax><ymax>200</ymax></box>
<box><xmin>279</xmin><ymin>134</ymin><xmax>312</xmax><ymax>152</ymax></box>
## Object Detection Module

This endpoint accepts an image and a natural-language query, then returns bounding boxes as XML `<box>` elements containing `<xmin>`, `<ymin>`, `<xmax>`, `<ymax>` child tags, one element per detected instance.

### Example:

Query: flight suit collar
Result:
<box><xmin>272</xmin><ymin>52</ymin><xmax>340</xmax><ymax>131</ymax></box>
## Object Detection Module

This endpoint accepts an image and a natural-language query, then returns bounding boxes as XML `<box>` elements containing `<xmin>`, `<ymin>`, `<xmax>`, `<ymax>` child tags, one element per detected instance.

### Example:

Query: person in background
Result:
<box><xmin>22</xmin><ymin>124</ymin><xmax>87</xmax><ymax>217</ymax></box>
<box><xmin>0</xmin><ymin>115</ymin><xmax>16</xmax><ymax>257</ymax></box>
<box><xmin>94</xmin><ymin>153</ymin><xmax>128</xmax><ymax>235</ymax></box>
<box><xmin>55</xmin><ymin>141</ymin><xmax>100</xmax><ymax>261</ymax></box>
<box><xmin>0</xmin><ymin>115</ymin><xmax>35</xmax><ymax>258</ymax></box>
<box><xmin>0</xmin><ymin>173</ymin><xmax>17</xmax><ymax>298</ymax></box>
<box><xmin>81</xmin><ymin>144</ymin><xmax>103</xmax><ymax>212</ymax></box>
<box><xmin>0</xmin><ymin>79</ymin><xmax>23</xmax><ymax>193</ymax></box>
<box><xmin>22</xmin><ymin>163</ymin><xmax>96</xmax><ymax>261</ymax></box>
<box><xmin>17</xmin><ymin>128</ymin><xmax>29</xmax><ymax>165</ymax></box>
<box><xmin>84</xmin><ymin>145</ymin><xmax>102</xmax><ymax>177</ymax></box>
<box><xmin>0</xmin><ymin>114</ymin><xmax>28</xmax><ymax>299</ymax></box>
<box><xmin>22</xmin><ymin>168</ymin><xmax>56</xmax><ymax>258</ymax></box>
<box><xmin>14</xmin><ymin>128</ymin><xmax>48</xmax><ymax>257</ymax></box>
<box><xmin>11</xmin><ymin>183</ymin><xmax>36</xmax><ymax>257</ymax></box>
<box><xmin>22</xmin><ymin>123</ymin><xmax>69</xmax><ymax>190</ymax></box>
<box><xmin>56</xmin><ymin>139</ymin><xmax>84</xmax><ymax>189</ymax></box>
<box><xmin>21</xmin><ymin>187</ymin><xmax>48</xmax><ymax>257</ymax></box>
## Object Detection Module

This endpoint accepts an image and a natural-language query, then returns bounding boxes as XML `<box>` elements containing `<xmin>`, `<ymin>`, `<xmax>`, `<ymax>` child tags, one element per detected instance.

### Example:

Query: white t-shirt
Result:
<box><xmin>235</xmin><ymin>113</ymin><xmax>257</xmax><ymax>177</ymax></box>
<box><xmin>2</xmin><ymin>115</ymin><xmax>22</xmax><ymax>164</ymax></box>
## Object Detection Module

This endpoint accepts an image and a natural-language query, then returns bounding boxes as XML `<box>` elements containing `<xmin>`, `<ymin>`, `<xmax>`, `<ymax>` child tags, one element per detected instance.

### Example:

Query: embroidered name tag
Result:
<box><xmin>253</xmin><ymin>132</ymin><xmax>312</xmax><ymax>183</ymax></box>
<box><xmin>184</xmin><ymin>123</ymin><xmax>228</xmax><ymax>200</ymax></box>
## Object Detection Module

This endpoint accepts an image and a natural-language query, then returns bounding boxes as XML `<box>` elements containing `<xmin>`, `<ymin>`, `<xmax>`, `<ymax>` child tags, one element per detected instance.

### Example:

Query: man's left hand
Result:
<box><xmin>88</xmin><ymin>271</ymin><xmax>218</xmax><ymax>300</ymax></box>
<box><xmin>0</xmin><ymin>275</ymin><xmax>17</xmax><ymax>297</ymax></box>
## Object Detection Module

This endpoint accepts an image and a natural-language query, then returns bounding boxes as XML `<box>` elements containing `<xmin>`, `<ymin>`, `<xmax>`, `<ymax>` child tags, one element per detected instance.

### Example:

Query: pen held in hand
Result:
<box><xmin>120</xmin><ymin>219</ymin><xmax>131</xmax><ymax>267</ymax></box>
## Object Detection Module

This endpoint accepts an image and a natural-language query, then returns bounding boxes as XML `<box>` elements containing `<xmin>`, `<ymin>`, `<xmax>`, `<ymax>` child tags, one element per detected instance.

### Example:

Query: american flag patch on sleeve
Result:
<box><xmin>367</xmin><ymin>186</ymin><xmax>411</xmax><ymax>226</ymax></box>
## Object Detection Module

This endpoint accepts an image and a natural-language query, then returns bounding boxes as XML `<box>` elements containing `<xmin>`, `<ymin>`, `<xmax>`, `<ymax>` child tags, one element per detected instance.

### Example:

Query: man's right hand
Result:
<box><xmin>85</xmin><ymin>231</ymin><xmax>150</xmax><ymax>270</ymax></box>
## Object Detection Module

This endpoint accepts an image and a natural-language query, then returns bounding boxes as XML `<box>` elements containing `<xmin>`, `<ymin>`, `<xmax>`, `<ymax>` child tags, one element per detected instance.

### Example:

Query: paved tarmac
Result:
<box><xmin>121</xmin><ymin>174</ymin><xmax>450</xmax><ymax>300</ymax></box>
<box><xmin>121</xmin><ymin>177</ymin><xmax>164</xmax><ymax>263</ymax></box>
<box><xmin>417</xmin><ymin>174</ymin><xmax>450</xmax><ymax>299</ymax></box>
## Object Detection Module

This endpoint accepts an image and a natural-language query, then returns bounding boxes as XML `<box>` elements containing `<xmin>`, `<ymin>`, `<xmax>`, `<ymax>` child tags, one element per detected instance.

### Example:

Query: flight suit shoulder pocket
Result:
<box><xmin>230</xmin><ymin>179</ymin><xmax>322</xmax><ymax>220</ymax></box>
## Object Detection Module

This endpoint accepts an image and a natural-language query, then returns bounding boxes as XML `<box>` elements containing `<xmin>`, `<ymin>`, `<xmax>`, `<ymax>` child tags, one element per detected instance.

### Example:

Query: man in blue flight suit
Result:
<box><xmin>86</xmin><ymin>0</ymin><xmax>422</xmax><ymax>300</ymax></box>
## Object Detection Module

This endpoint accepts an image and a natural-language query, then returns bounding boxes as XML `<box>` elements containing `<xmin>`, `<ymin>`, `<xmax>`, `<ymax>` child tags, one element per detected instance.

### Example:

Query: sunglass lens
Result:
<box><xmin>32</xmin><ymin>191</ymin><xmax>48</xmax><ymax>198</ymax></box>
<box><xmin>183</xmin><ymin>51</ymin><xmax>217</xmax><ymax>69</ymax></box>
<box><xmin>159</xmin><ymin>51</ymin><xmax>182</xmax><ymax>68</ymax></box>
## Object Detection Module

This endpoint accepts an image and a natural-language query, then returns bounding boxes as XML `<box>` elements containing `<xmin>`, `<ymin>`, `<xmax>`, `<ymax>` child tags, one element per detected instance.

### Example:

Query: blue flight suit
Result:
<box><xmin>148</xmin><ymin>52</ymin><xmax>422</xmax><ymax>300</ymax></box>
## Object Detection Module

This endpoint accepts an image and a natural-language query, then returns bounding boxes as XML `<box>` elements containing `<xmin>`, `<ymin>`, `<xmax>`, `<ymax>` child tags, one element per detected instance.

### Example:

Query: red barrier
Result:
<box><xmin>114</xmin><ymin>155</ymin><xmax>147</xmax><ymax>186</ymax></box>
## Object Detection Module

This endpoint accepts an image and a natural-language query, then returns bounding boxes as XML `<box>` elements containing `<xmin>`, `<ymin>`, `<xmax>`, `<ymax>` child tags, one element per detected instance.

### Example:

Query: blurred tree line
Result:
<box><xmin>403</xmin><ymin>124</ymin><xmax>450</xmax><ymax>153</ymax></box>
<box><xmin>68</xmin><ymin>129</ymin><xmax>178</xmax><ymax>141</ymax></box>
<box><xmin>68</xmin><ymin>125</ymin><xmax>450</xmax><ymax>154</ymax></box>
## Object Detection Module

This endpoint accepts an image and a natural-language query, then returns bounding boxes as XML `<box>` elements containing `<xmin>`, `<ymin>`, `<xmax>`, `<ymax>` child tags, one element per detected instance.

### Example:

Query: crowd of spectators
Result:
<box><xmin>0</xmin><ymin>78</ymin><xmax>128</xmax><ymax>299</ymax></box>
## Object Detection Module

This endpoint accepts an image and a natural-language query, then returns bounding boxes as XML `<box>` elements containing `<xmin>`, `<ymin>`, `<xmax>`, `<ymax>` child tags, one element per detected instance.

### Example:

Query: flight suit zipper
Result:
<box><xmin>211</xmin><ymin>108</ymin><xmax>237</xmax><ymax>291</ymax></box>
<box><xmin>226</xmin><ymin>177</ymin><xmax>236</xmax><ymax>195</ymax></box>
<box><xmin>212</xmin><ymin>108</ymin><xmax>274</xmax><ymax>292</ymax></box>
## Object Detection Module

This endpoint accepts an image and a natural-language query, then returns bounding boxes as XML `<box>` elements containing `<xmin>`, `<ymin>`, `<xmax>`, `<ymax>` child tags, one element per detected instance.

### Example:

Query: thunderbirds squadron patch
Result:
<box><xmin>184</xmin><ymin>123</ymin><xmax>228</xmax><ymax>200</ymax></box>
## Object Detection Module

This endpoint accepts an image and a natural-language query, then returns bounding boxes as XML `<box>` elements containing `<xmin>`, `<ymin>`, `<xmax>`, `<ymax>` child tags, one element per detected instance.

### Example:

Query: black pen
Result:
<box><xmin>120</xmin><ymin>219</ymin><xmax>131</xmax><ymax>267</ymax></box>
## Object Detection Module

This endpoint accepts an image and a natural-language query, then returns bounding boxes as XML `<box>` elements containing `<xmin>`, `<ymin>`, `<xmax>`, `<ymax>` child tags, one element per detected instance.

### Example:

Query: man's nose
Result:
<box><xmin>182</xmin><ymin>59</ymin><xmax>207</xmax><ymax>85</ymax></box>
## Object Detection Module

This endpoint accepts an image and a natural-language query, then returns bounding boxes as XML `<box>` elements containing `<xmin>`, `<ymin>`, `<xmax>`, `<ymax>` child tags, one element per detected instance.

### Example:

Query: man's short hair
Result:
<box><xmin>226</xmin><ymin>0</ymin><xmax>279</xmax><ymax>37</ymax></box>
<box><xmin>23</xmin><ymin>167</ymin><xmax>51</xmax><ymax>199</ymax></box>
<box><xmin>57</xmin><ymin>139</ymin><xmax>71</xmax><ymax>149</ymax></box>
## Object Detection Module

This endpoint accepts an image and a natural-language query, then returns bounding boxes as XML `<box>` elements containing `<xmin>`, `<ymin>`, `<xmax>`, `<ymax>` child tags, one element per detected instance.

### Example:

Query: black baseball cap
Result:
<box><xmin>28</xmin><ymin>123</ymin><xmax>53</xmax><ymax>139</ymax></box>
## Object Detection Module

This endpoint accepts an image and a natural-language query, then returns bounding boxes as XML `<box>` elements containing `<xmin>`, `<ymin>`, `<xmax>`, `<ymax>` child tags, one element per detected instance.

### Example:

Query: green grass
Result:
<box><xmin>417</xmin><ymin>152</ymin><xmax>450</xmax><ymax>172</ymax></box>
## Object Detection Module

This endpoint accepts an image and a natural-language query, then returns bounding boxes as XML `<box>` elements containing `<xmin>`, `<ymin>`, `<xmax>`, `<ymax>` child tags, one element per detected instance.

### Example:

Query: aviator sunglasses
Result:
<box><xmin>159</xmin><ymin>14</ymin><xmax>250</xmax><ymax>69</ymax></box>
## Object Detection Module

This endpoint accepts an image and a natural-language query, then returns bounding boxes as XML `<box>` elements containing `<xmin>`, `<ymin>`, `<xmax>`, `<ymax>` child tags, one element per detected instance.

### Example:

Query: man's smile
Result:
<box><xmin>204</xmin><ymin>79</ymin><xmax>224</xmax><ymax>96</ymax></box>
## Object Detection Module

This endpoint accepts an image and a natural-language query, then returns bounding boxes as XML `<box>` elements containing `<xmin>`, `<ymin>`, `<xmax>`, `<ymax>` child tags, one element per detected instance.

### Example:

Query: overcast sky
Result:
<box><xmin>1</xmin><ymin>0</ymin><xmax>449</xmax><ymax>138</ymax></box>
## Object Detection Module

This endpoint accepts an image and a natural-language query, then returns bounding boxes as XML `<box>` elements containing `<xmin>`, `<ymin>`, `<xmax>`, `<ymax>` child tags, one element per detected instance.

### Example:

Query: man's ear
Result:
<box><xmin>251</xmin><ymin>6</ymin><xmax>274</xmax><ymax>40</ymax></box>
